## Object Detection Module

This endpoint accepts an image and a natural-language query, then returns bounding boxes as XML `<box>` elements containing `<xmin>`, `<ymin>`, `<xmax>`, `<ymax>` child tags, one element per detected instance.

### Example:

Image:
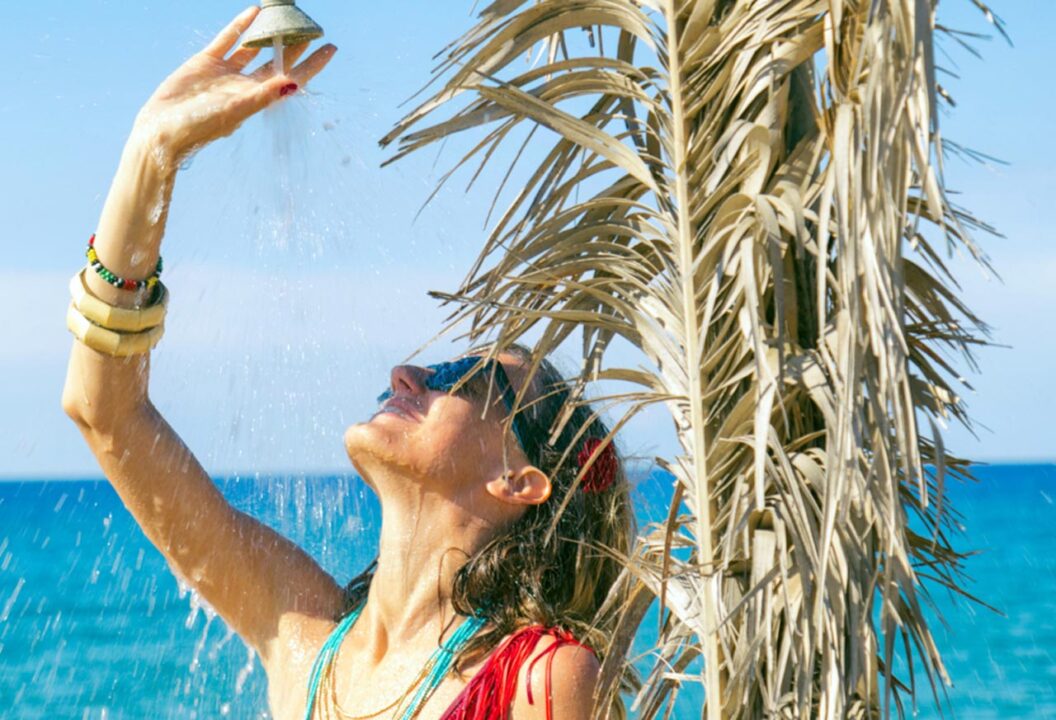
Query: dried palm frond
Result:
<box><xmin>382</xmin><ymin>1</ymin><xmax>1004</xmax><ymax>717</ymax></box>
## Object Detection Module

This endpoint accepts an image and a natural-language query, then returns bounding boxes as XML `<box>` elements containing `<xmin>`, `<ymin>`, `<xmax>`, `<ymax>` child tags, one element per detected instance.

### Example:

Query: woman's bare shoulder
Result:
<box><xmin>262</xmin><ymin>611</ymin><xmax>339</xmax><ymax>719</ymax></box>
<box><xmin>511</xmin><ymin>630</ymin><xmax>601</xmax><ymax>720</ymax></box>
<box><xmin>273</xmin><ymin>610</ymin><xmax>338</xmax><ymax>667</ymax></box>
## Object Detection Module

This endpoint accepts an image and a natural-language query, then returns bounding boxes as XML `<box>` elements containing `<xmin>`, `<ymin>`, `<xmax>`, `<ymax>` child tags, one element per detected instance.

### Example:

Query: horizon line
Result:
<box><xmin>3</xmin><ymin>458</ymin><xmax>1054</xmax><ymax>484</ymax></box>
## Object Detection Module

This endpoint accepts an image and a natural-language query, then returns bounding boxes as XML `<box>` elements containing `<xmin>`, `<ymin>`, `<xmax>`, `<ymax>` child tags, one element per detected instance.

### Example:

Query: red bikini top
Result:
<box><xmin>440</xmin><ymin>625</ymin><xmax>594</xmax><ymax>720</ymax></box>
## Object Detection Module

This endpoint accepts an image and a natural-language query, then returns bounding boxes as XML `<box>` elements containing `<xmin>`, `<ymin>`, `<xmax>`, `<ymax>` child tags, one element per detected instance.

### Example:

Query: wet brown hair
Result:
<box><xmin>343</xmin><ymin>344</ymin><xmax>634</xmax><ymax>708</ymax></box>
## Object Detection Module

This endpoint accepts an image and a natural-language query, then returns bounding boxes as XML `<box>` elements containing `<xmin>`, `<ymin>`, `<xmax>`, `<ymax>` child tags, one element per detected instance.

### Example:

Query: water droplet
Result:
<box><xmin>0</xmin><ymin>578</ymin><xmax>25</xmax><ymax>622</ymax></box>
<box><xmin>151</xmin><ymin>144</ymin><xmax>169</xmax><ymax>172</ymax></box>
<box><xmin>234</xmin><ymin>646</ymin><xmax>256</xmax><ymax>694</ymax></box>
<box><xmin>147</xmin><ymin>199</ymin><xmax>165</xmax><ymax>226</ymax></box>
<box><xmin>179</xmin><ymin>150</ymin><xmax>199</xmax><ymax>171</ymax></box>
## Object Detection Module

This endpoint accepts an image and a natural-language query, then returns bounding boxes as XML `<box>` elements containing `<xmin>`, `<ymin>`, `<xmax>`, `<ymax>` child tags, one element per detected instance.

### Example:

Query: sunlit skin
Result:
<box><xmin>61</xmin><ymin>7</ymin><xmax>599</xmax><ymax>720</ymax></box>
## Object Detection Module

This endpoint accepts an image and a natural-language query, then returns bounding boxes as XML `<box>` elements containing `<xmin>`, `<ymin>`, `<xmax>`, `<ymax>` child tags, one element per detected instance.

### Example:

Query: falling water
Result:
<box><xmin>273</xmin><ymin>37</ymin><xmax>285</xmax><ymax>77</ymax></box>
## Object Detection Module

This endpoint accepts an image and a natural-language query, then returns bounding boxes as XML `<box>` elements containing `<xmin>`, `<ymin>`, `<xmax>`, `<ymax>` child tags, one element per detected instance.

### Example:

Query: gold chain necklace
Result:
<box><xmin>317</xmin><ymin>645</ymin><xmax>440</xmax><ymax>720</ymax></box>
<box><xmin>323</xmin><ymin>654</ymin><xmax>435</xmax><ymax>717</ymax></box>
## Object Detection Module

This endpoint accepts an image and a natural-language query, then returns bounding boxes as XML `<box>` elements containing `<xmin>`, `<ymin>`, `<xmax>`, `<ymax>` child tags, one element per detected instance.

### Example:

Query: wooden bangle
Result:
<box><xmin>66</xmin><ymin>303</ymin><xmax>165</xmax><ymax>357</ymax></box>
<box><xmin>69</xmin><ymin>269</ymin><xmax>168</xmax><ymax>333</ymax></box>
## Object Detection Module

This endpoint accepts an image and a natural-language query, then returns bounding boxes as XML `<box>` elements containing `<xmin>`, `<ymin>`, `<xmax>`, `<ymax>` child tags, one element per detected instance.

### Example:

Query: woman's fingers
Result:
<box><xmin>203</xmin><ymin>6</ymin><xmax>259</xmax><ymax>59</ymax></box>
<box><xmin>226</xmin><ymin>43</ymin><xmax>337</xmax><ymax>125</ymax></box>
<box><xmin>281</xmin><ymin>42</ymin><xmax>312</xmax><ymax>72</ymax></box>
<box><xmin>247</xmin><ymin>42</ymin><xmax>311</xmax><ymax>80</ymax></box>
<box><xmin>237</xmin><ymin>44</ymin><xmax>335</xmax><ymax>117</ymax></box>
<box><xmin>287</xmin><ymin>44</ymin><xmax>339</xmax><ymax>86</ymax></box>
<box><xmin>226</xmin><ymin>45</ymin><xmax>262</xmax><ymax>71</ymax></box>
<box><xmin>233</xmin><ymin>74</ymin><xmax>302</xmax><ymax>119</ymax></box>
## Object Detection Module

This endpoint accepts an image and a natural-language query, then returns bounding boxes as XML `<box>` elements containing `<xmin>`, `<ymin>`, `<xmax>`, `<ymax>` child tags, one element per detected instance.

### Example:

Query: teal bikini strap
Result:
<box><xmin>303</xmin><ymin>603</ymin><xmax>487</xmax><ymax>720</ymax></box>
<box><xmin>304</xmin><ymin>603</ymin><xmax>366</xmax><ymax>720</ymax></box>
<box><xmin>397</xmin><ymin>614</ymin><xmax>488</xmax><ymax>720</ymax></box>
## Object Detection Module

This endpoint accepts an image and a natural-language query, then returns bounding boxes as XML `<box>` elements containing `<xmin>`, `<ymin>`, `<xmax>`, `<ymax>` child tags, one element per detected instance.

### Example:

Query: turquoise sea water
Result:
<box><xmin>0</xmin><ymin>464</ymin><xmax>1053</xmax><ymax>718</ymax></box>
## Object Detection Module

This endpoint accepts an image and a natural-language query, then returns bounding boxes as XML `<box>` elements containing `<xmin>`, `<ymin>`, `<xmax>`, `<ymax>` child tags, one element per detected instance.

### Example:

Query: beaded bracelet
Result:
<box><xmin>86</xmin><ymin>234</ymin><xmax>163</xmax><ymax>291</ymax></box>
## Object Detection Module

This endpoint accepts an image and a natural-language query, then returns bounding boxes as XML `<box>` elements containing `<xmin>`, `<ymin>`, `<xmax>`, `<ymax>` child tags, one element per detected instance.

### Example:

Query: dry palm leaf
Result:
<box><xmin>383</xmin><ymin>1</ymin><xmax>1005</xmax><ymax>717</ymax></box>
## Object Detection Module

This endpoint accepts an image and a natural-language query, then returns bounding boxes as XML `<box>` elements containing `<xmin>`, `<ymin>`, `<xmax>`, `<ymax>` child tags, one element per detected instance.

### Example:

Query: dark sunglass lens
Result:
<box><xmin>423</xmin><ymin>363</ymin><xmax>452</xmax><ymax>391</ymax></box>
<box><xmin>426</xmin><ymin>357</ymin><xmax>481</xmax><ymax>393</ymax></box>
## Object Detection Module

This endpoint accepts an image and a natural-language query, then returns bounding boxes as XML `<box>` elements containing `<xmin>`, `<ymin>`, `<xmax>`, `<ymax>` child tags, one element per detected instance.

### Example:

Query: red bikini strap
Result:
<box><xmin>439</xmin><ymin>625</ymin><xmax>594</xmax><ymax>720</ymax></box>
<box><xmin>524</xmin><ymin>627</ymin><xmax>592</xmax><ymax>720</ymax></box>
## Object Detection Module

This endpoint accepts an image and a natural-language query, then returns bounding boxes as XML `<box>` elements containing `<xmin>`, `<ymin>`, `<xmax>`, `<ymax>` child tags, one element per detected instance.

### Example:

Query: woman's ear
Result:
<box><xmin>486</xmin><ymin>466</ymin><xmax>552</xmax><ymax>506</ymax></box>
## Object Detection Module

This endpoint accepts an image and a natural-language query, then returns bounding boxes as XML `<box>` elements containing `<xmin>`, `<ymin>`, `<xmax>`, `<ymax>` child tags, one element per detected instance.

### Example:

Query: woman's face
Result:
<box><xmin>343</xmin><ymin>353</ymin><xmax>534</xmax><ymax>498</ymax></box>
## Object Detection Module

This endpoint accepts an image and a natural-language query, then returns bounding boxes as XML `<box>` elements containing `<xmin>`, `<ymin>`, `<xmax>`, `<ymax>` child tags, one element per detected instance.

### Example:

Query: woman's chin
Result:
<box><xmin>342</xmin><ymin>422</ymin><xmax>373</xmax><ymax>459</ymax></box>
<box><xmin>343</xmin><ymin>419</ymin><xmax>405</xmax><ymax>467</ymax></box>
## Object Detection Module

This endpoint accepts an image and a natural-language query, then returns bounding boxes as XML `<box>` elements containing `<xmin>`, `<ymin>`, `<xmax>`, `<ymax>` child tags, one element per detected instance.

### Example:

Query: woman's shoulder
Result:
<box><xmin>261</xmin><ymin>611</ymin><xmax>341</xmax><ymax>720</ymax></box>
<box><xmin>513</xmin><ymin>627</ymin><xmax>601</xmax><ymax>720</ymax></box>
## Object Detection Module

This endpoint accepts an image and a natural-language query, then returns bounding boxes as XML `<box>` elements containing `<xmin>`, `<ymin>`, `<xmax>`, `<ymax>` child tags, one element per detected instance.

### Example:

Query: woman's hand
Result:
<box><xmin>132</xmin><ymin>6</ymin><xmax>337</xmax><ymax>165</ymax></box>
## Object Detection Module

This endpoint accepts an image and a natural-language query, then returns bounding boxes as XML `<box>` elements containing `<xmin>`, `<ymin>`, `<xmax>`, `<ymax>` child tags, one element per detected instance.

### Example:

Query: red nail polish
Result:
<box><xmin>279</xmin><ymin>82</ymin><xmax>299</xmax><ymax>97</ymax></box>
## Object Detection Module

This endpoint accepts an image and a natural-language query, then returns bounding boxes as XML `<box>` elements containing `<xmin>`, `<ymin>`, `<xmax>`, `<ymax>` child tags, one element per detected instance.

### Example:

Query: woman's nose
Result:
<box><xmin>389</xmin><ymin>365</ymin><xmax>428</xmax><ymax>397</ymax></box>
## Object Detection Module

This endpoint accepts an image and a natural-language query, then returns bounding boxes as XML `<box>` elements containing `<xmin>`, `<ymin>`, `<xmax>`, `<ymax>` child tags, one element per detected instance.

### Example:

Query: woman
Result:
<box><xmin>61</xmin><ymin>7</ymin><xmax>633</xmax><ymax>720</ymax></box>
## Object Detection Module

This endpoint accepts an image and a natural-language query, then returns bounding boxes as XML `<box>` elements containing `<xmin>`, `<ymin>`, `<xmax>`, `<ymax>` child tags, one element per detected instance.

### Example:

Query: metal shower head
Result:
<box><xmin>241</xmin><ymin>0</ymin><xmax>324</xmax><ymax>48</ymax></box>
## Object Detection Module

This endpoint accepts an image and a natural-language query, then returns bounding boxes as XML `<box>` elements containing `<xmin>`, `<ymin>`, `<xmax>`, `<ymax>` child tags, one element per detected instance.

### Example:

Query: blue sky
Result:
<box><xmin>1</xmin><ymin>1</ymin><xmax>1052</xmax><ymax>477</ymax></box>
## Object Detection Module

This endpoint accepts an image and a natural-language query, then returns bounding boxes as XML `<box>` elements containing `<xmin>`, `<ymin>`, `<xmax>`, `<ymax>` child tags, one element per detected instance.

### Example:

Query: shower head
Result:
<box><xmin>241</xmin><ymin>0</ymin><xmax>324</xmax><ymax>48</ymax></box>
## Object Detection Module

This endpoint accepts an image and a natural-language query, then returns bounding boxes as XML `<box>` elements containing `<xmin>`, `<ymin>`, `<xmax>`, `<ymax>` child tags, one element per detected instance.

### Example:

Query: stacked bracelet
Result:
<box><xmin>66</xmin><ymin>303</ymin><xmax>165</xmax><ymax>357</ymax></box>
<box><xmin>67</xmin><ymin>264</ymin><xmax>169</xmax><ymax>357</ymax></box>
<box><xmin>69</xmin><ymin>268</ymin><xmax>168</xmax><ymax>332</ymax></box>
<box><xmin>86</xmin><ymin>234</ymin><xmax>163</xmax><ymax>291</ymax></box>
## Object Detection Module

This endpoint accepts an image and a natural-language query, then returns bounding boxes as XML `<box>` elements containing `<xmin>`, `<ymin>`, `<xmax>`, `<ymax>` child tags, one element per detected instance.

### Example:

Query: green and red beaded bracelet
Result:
<box><xmin>86</xmin><ymin>234</ymin><xmax>163</xmax><ymax>291</ymax></box>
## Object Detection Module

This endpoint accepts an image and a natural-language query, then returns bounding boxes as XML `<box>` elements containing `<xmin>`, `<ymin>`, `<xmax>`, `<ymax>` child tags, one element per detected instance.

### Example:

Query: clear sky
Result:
<box><xmin>1</xmin><ymin>1</ymin><xmax>1052</xmax><ymax>478</ymax></box>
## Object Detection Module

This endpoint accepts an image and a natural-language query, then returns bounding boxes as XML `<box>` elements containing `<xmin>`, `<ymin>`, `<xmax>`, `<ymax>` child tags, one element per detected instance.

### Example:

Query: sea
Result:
<box><xmin>0</xmin><ymin>464</ymin><xmax>1053</xmax><ymax>719</ymax></box>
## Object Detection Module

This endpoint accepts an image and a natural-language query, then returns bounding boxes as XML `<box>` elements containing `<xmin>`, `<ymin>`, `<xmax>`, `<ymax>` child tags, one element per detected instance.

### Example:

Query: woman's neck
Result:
<box><xmin>357</xmin><ymin>474</ymin><xmax>497</xmax><ymax>661</ymax></box>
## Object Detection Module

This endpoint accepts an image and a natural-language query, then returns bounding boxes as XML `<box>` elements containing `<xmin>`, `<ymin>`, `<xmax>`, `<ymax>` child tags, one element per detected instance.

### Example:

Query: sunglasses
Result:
<box><xmin>376</xmin><ymin>356</ymin><xmax>532</xmax><ymax>455</ymax></box>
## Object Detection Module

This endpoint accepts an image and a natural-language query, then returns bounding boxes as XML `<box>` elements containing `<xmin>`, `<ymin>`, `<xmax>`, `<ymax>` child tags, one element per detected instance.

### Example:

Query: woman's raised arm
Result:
<box><xmin>61</xmin><ymin>7</ymin><xmax>343</xmax><ymax>669</ymax></box>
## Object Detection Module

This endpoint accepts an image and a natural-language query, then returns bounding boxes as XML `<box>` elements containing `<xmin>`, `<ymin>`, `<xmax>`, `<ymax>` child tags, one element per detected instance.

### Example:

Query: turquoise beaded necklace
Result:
<box><xmin>304</xmin><ymin>603</ymin><xmax>488</xmax><ymax>720</ymax></box>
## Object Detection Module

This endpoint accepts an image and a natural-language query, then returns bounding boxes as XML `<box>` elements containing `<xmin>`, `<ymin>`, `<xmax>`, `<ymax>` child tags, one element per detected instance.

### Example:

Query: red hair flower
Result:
<box><xmin>576</xmin><ymin>438</ymin><xmax>618</xmax><ymax>494</ymax></box>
